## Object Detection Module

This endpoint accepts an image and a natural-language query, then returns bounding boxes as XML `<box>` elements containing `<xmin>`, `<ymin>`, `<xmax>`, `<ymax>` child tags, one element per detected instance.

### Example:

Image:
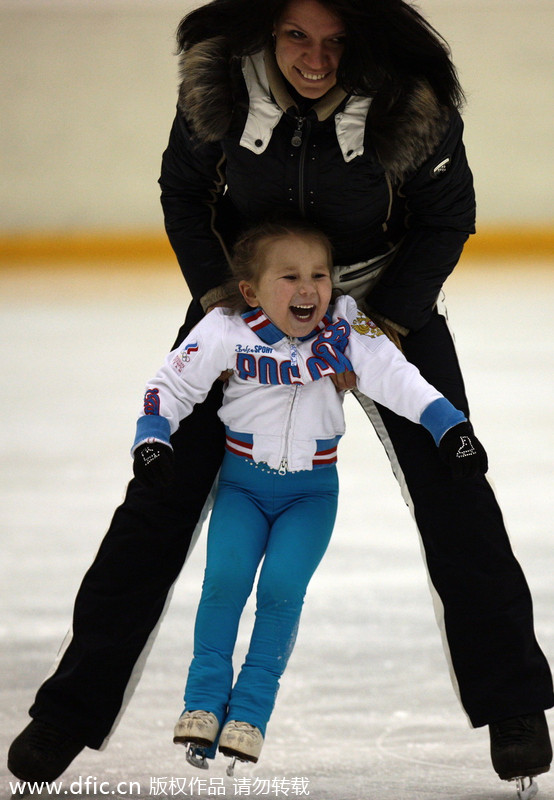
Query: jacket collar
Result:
<box><xmin>239</xmin><ymin>51</ymin><xmax>284</xmax><ymax>156</ymax></box>
<box><xmin>241</xmin><ymin>306</ymin><xmax>332</xmax><ymax>345</ymax></box>
<box><xmin>240</xmin><ymin>49</ymin><xmax>371</xmax><ymax>163</ymax></box>
<box><xmin>178</xmin><ymin>36</ymin><xmax>451</xmax><ymax>180</ymax></box>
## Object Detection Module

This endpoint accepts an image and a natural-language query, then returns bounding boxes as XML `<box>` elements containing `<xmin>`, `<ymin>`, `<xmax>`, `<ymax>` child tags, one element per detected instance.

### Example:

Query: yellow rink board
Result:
<box><xmin>1</xmin><ymin>226</ymin><xmax>553</xmax><ymax>267</ymax></box>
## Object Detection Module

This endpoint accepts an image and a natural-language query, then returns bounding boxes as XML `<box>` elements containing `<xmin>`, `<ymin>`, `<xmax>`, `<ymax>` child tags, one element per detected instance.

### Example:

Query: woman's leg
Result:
<box><xmin>353</xmin><ymin>307</ymin><xmax>553</xmax><ymax>726</ymax></box>
<box><xmin>29</xmin><ymin>382</ymin><xmax>225</xmax><ymax>749</ymax></box>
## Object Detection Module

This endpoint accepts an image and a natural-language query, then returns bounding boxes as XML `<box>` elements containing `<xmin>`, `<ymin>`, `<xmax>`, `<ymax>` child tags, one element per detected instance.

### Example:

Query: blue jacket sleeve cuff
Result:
<box><xmin>419</xmin><ymin>397</ymin><xmax>466</xmax><ymax>446</ymax></box>
<box><xmin>132</xmin><ymin>415</ymin><xmax>172</xmax><ymax>453</ymax></box>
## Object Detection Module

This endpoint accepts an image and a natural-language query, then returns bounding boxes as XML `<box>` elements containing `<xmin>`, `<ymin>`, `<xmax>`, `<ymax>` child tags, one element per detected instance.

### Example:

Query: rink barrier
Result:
<box><xmin>0</xmin><ymin>226</ymin><xmax>553</xmax><ymax>264</ymax></box>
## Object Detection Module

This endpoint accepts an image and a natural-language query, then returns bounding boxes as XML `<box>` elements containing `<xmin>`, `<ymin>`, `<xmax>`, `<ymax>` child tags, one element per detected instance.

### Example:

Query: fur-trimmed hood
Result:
<box><xmin>177</xmin><ymin>37</ymin><xmax>450</xmax><ymax>182</ymax></box>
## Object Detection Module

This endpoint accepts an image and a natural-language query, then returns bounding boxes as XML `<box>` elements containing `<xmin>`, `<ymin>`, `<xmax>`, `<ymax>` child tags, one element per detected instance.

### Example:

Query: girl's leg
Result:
<box><xmin>228</xmin><ymin>471</ymin><xmax>338</xmax><ymax>735</ymax></box>
<box><xmin>184</xmin><ymin>476</ymin><xmax>270</xmax><ymax>726</ymax></box>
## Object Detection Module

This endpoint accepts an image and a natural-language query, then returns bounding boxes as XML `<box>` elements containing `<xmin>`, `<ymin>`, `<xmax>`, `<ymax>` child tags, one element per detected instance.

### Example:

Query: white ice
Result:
<box><xmin>1</xmin><ymin>259</ymin><xmax>553</xmax><ymax>800</ymax></box>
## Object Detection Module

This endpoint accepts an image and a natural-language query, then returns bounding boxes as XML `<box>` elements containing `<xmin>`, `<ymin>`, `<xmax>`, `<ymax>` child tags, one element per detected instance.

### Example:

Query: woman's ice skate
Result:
<box><xmin>489</xmin><ymin>711</ymin><xmax>551</xmax><ymax>800</ymax></box>
<box><xmin>514</xmin><ymin>776</ymin><xmax>539</xmax><ymax>800</ymax></box>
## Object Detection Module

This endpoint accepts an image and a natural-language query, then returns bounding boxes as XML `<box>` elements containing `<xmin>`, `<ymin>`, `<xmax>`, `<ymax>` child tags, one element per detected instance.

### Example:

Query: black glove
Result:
<box><xmin>438</xmin><ymin>422</ymin><xmax>488</xmax><ymax>480</ymax></box>
<box><xmin>133</xmin><ymin>441</ymin><xmax>175</xmax><ymax>488</ymax></box>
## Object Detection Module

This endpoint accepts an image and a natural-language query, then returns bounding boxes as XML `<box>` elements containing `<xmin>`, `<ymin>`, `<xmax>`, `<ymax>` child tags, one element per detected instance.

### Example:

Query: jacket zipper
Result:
<box><xmin>291</xmin><ymin>116</ymin><xmax>305</xmax><ymax>147</ymax></box>
<box><xmin>291</xmin><ymin>116</ymin><xmax>311</xmax><ymax>216</ymax></box>
<box><xmin>278</xmin><ymin>384</ymin><xmax>299</xmax><ymax>474</ymax></box>
<box><xmin>278</xmin><ymin>339</ymin><xmax>300</xmax><ymax>474</ymax></box>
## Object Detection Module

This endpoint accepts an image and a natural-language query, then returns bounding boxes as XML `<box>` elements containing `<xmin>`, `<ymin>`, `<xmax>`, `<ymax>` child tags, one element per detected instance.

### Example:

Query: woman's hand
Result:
<box><xmin>329</xmin><ymin>370</ymin><xmax>357</xmax><ymax>392</ymax></box>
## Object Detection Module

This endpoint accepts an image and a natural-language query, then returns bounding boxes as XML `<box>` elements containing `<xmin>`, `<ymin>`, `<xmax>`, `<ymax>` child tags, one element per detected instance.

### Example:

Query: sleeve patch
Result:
<box><xmin>144</xmin><ymin>388</ymin><xmax>160</xmax><ymax>415</ymax></box>
<box><xmin>171</xmin><ymin>341</ymin><xmax>199</xmax><ymax>374</ymax></box>
<box><xmin>430</xmin><ymin>155</ymin><xmax>451</xmax><ymax>179</ymax></box>
<box><xmin>352</xmin><ymin>311</ymin><xmax>385</xmax><ymax>338</ymax></box>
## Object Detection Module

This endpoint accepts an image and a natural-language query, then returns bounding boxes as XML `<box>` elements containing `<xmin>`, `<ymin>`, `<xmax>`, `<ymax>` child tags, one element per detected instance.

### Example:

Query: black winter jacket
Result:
<box><xmin>159</xmin><ymin>43</ymin><xmax>475</xmax><ymax>334</ymax></box>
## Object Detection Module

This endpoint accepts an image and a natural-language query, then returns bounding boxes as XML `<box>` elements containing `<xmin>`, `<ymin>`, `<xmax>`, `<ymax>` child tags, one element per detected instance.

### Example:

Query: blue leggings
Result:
<box><xmin>184</xmin><ymin>452</ymin><xmax>338</xmax><ymax>738</ymax></box>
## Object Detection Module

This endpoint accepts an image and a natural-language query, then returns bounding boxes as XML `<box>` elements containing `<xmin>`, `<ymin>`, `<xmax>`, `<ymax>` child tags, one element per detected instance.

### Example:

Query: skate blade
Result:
<box><xmin>515</xmin><ymin>776</ymin><xmax>539</xmax><ymax>800</ymax></box>
<box><xmin>185</xmin><ymin>744</ymin><xmax>210</xmax><ymax>770</ymax></box>
<box><xmin>225</xmin><ymin>755</ymin><xmax>256</xmax><ymax>777</ymax></box>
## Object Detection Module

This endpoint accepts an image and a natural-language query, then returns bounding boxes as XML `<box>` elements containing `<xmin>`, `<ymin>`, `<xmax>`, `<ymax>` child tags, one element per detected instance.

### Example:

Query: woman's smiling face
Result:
<box><xmin>274</xmin><ymin>0</ymin><xmax>346</xmax><ymax>99</ymax></box>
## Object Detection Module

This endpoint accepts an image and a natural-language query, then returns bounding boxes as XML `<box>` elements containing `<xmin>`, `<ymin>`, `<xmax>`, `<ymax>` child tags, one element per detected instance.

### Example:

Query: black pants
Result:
<box><xmin>30</xmin><ymin>308</ymin><xmax>553</xmax><ymax>748</ymax></box>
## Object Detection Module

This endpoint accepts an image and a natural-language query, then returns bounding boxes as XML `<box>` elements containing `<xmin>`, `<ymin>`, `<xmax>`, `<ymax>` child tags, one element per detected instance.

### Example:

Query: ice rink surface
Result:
<box><xmin>1</xmin><ymin>258</ymin><xmax>553</xmax><ymax>800</ymax></box>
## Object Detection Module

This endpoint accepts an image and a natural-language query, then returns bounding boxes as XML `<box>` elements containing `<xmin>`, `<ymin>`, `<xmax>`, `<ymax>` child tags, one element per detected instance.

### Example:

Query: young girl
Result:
<box><xmin>131</xmin><ymin>220</ymin><xmax>486</xmax><ymax>770</ymax></box>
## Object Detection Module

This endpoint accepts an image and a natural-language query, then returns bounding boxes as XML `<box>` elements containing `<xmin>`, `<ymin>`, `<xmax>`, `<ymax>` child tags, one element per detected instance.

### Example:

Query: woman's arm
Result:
<box><xmin>159</xmin><ymin>112</ymin><xmax>233</xmax><ymax>312</ymax></box>
<box><xmin>366</xmin><ymin>111</ymin><xmax>476</xmax><ymax>333</ymax></box>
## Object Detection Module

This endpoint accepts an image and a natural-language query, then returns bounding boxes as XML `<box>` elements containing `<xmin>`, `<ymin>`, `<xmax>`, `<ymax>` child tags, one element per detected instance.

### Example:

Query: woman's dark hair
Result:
<box><xmin>176</xmin><ymin>0</ymin><xmax>464</xmax><ymax>109</ymax></box>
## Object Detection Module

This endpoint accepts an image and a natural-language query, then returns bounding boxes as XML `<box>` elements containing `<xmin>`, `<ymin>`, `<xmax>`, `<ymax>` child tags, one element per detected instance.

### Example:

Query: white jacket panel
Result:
<box><xmin>135</xmin><ymin>296</ymin><xmax>445</xmax><ymax>472</ymax></box>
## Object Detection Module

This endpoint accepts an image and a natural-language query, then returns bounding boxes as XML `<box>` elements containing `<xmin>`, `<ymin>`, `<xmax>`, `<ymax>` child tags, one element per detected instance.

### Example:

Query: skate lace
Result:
<box><xmin>185</xmin><ymin>710</ymin><xmax>216</xmax><ymax>729</ymax></box>
<box><xmin>226</xmin><ymin>721</ymin><xmax>260</xmax><ymax>740</ymax></box>
<box><xmin>490</xmin><ymin>716</ymin><xmax>537</xmax><ymax>748</ymax></box>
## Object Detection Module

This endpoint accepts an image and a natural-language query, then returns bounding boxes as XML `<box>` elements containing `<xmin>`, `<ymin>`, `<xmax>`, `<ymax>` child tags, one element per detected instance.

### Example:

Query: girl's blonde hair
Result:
<box><xmin>222</xmin><ymin>218</ymin><xmax>403</xmax><ymax>350</ymax></box>
<box><xmin>225</xmin><ymin>219</ymin><xmax>334</xmax><ymax>311</ymax></box>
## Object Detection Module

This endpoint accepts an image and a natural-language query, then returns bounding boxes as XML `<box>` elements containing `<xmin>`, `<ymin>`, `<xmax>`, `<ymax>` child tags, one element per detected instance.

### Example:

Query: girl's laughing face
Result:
<box><xmin>239</xmin><ymin>234</ymin><xmax>333</xmax><ymax>338</ymax></box>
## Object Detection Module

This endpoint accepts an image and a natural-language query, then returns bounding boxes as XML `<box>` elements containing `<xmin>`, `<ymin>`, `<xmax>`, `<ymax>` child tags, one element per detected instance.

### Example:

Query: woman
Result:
<box><xmin>9</xmin><ymin>0</ymin><xmax>553</xmax><ymax>790</ymax></box>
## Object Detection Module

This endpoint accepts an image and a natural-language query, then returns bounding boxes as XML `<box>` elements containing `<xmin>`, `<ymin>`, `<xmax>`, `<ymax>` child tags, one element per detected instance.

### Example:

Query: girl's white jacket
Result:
<box><xmin>133</xmin><ymin>295</ymin><xmax>464</xmax><ymax>473</ymax></box>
